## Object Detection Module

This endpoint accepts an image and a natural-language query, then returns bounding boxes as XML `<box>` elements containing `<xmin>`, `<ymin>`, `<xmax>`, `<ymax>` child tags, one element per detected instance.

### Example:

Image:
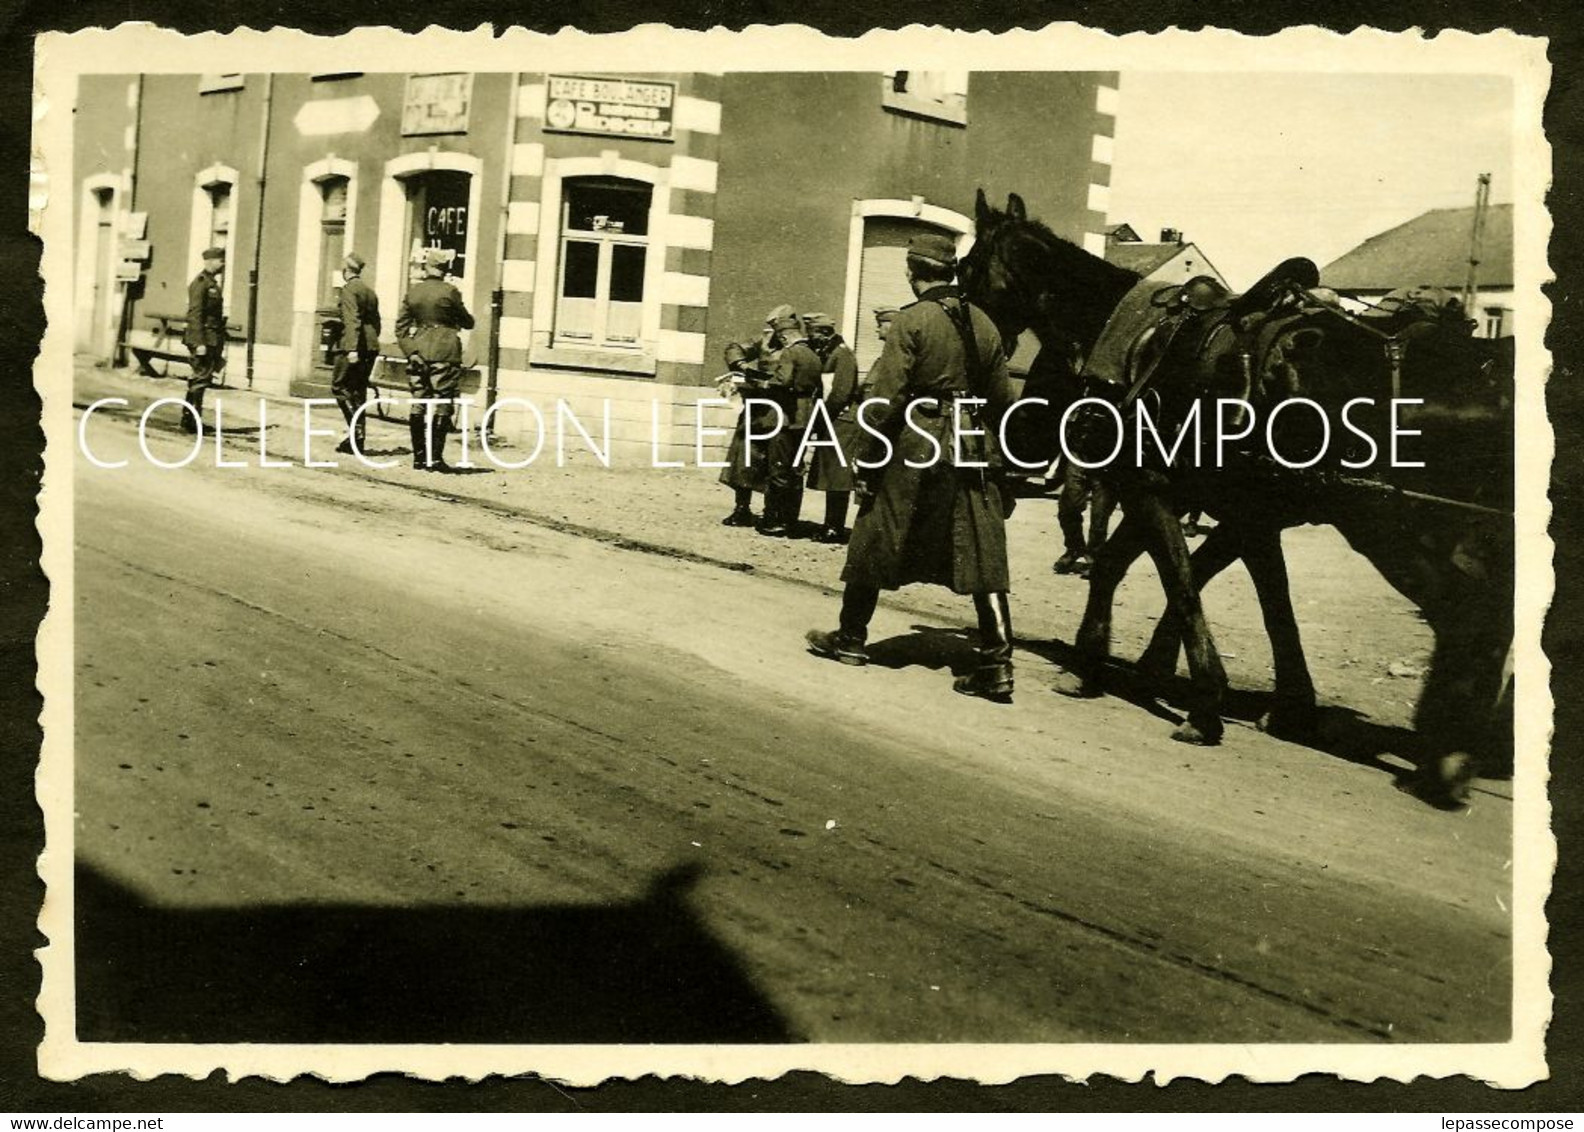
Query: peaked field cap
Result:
<box><xmin>421</xmin><ymin>246</ymin><xmax>455</xmax><ymax>267</ymax></box>
<box><xmin>343</xmin><ymin>252</ymin><xmax>366</xmax><ymax>272</ymax></box>
<box><xmin>872</xmin><ymin>305</ymin><xmax>902</xmax><ymax>322</ymax></box>
<box><xmin>804</xmin><ymin>311</ymin><xmax>835</xmax><ymax>330</ymax></box>
<box><xmin>907</xmin><ymin>232</ymin><xmax>957</xmax><ymax>267</ymax></box>
<box><xmin>763</xmin><ymin>303</ymin><xmax>798</xmax><ymax>327</ymax></box>
<box><xmin>201</xmin><ymin>246</ymin><xmax>226</xmax><ymax>261</ymax></box>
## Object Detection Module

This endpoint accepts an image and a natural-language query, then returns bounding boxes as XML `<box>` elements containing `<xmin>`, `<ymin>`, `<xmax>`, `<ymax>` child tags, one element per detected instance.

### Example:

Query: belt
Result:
<box><xmin>910</xmin><ymin>393</ymin><xmax>974</xmax><ymax>418</ymax></box>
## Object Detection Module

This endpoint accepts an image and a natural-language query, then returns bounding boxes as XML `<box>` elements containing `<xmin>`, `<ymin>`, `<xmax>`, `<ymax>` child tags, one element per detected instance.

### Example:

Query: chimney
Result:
<box><xmin>1159</xmin><ymin>227</ymin><xmax>1182</xmax><ymax>245</ymax></box>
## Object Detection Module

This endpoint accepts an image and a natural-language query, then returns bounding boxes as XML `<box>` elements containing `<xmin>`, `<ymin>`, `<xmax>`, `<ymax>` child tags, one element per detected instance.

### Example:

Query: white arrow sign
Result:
<box><xmin>294</xmin><ymin>96</ymin><xmax>380</xmax><ymax>137</ymax></box>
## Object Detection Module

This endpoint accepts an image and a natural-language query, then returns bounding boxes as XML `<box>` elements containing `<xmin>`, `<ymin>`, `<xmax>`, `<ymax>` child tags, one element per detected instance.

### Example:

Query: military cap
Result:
<box><xmin>343</xmin><ymin>252</ymin><xmax>367</xmax><ymax>272</ymax></box>
<box><xmin>763</xmin><ymin>303</ymin><xmax>798</xmax><ymax>328</ymax></box>
<box><xmin>906</xmin><ymin>232</ymin><xmax>957</xmax><ymax>267</ymax></box>
<box><xmin>201</xmin><ymin>246</ymin><xmax>226</xmax><ymax>262</ymax></box>
<box><xmin>872</xmin><ymin>305</ymin><xmax>902</xmax><ymax>324</ymax></box>
<box><xmin>803</xmin><ymin>311</ymin><xmax>836</xmax><ymax>331</ymax></box>
<box><xmin>421</xmin><ymin>246</ymin><xmax>455</xmax><ymax>269</ymax></box>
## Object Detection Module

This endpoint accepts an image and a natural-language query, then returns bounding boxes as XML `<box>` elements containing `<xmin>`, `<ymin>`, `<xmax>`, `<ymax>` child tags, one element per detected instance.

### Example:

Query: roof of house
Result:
<box><xmin>1105</xmin><ymin>222</ymin><xmax>1141</xmax><ymax>242</ymax></box>
<box><xmin>1322</xmin><ymin>203</ymin><xmax>1514</xmax><ymax>292</ymax></box>
<box><xmin>1104</xmin><ymin>242</ymin><xmax>1183</xmax><ymax>276</ymax></box>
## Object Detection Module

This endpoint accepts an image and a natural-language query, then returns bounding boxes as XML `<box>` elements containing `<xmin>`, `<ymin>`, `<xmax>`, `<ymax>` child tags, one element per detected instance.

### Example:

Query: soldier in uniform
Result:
<box><xmin>332</xmin><ymin>252</ymin><xmax>382</xmax><ymax>455</ymax></box>
<box><xmin>757</xmin><ymin>308</ymin><xmax>824</xmax><ymax>538</ymax></box>
<box><xmin>395</xmin><ymin>248</ymin><xmax>474</xmax><ymax>472</ymax></box>
<box><xmin>873</xmin><ymin>304</ymin><xmax>901</xmax><ymax>343</ymax></box>
<box><xmin>807</xmin><ymin>232</ymin><xmax>1019</xmax><ymax>701</ymax></box>
<box><xmin>181</xmin><ymin>246</ymin><xmax>227</xmax><ymax>433</ymax></box>
<box><xmin>716</xmin><ymin>319</ymin><xmax>780</xmax><ymax>526</ymax></box>
<box><xmin>802</xmin><ymin>312</ymin><xmax>863</xmax><ymax>544</ymax></box>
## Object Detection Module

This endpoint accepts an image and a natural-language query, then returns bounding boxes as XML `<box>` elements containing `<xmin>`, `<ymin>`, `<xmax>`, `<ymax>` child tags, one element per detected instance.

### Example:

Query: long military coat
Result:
<box><xmin>806</xmin><ymin>340</ymin><xmax>863</xmax><ymax>493</ymax></box>
<box><xmin>841</xmin><ymin>286</ymin><xmax>1015</xmax><ymax>595</ymax></box>
<box><xmin>719</xmin><ymin>339</ymin><xmax>777</xmax><ymax>492</ymax></box>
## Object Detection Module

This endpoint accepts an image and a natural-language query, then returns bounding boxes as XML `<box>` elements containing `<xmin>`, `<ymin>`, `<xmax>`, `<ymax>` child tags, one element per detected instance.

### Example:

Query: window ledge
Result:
<box><xmin>881</xmin><ymin>90</ymin><xmax>967</xmax><ymax>127</ymax></box>
<box><xmin>531</xmin><ymin>343</ymin><xmax>657</xmax><ymax>377</ymax></box>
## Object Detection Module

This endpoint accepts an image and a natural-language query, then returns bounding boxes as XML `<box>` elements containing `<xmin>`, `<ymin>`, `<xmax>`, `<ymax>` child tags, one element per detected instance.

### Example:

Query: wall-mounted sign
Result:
<box><xmin>118</xmin><ymin>238</ymin><xmax>151</xmax><ymax>261</ymax></box>
<box><xmin>402</xmin><ymin>73</ymin><xmax>473</xmax><ymax>137</ymax></box>
<box><xmin>123</xmin><ymin>212</ymin><xmax>148</xmax><ymax>240</ymax></box>
<box><xmin>116</xmin><ymin>260</ymin><xmax>145</xmax><ymax>282</ymax></box>
<box><xmin>543</xmin><ymin>74</ymin><xmax>676</xmax><ymax>142</ymax></box>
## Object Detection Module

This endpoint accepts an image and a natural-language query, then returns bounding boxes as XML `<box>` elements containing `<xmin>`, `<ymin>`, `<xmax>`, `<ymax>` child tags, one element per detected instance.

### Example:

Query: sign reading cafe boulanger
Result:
<box><xmin>402</xmin><ymin>72</ymin><xmax>473</xmax><ymax>136</ymax></box>
<box><xmin>543</xmin><ymin>74</ymin><xmax>676</xmax><ymax>141</ymax></box>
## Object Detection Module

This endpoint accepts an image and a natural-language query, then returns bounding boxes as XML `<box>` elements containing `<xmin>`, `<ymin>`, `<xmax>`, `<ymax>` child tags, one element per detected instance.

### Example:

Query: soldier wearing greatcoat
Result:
<box><xmin>756</xmin><ymin>309</ymin><xmax>825</xmax><ymax>538</ymax></box>
<box><xmin>806</xmin><ymin>232</ymin><xmax>1019</xmax><ymax>701</ymax></box>
<box><xmin>802</xmin><ymin>311</ymin><xmax>863</xmax><ymax>544</ymax></box>
<box><xmin>716</xmin><ymin>318</ymin><xmax>782</xmax><ymax>526</ymax></box>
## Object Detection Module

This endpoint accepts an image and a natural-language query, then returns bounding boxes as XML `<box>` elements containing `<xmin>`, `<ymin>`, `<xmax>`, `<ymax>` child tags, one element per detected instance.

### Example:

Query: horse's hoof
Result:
<box><xmin>1171</xmin><ymin>718</ymin><xmax>1223</xmax><ymax>746</ymax></box>
<box><xmin>1418</xmin><ymin>753</ymin><xmax>1477</xmax><ymax>808</ymax></box>
<box><xmin>1258</xmin><ymin>702</ymin><xmax>1318</xmax><ymax>740</ymax></box>
<box><xmin>1051</xmin><ymin>670</ymin><xmax>1102</xmax><ymax>699</ymax></box>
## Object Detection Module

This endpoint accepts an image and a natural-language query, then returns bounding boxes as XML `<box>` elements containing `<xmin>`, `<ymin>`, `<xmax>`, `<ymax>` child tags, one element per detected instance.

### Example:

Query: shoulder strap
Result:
<box><xmin>935</xmin><ymin>295</ymin><xmax>986</xmax><ymax>398</ymax></box>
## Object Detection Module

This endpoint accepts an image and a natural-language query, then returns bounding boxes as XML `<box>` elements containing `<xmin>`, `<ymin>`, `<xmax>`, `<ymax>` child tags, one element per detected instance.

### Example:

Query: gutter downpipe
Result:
<box><xmin>245</xmin><ymin>73</ymin><xmax>275</xmax><ymax>390</ymax></box>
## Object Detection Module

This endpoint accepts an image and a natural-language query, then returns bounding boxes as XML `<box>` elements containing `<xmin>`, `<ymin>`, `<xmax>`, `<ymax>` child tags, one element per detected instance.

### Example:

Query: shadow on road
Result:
<box><xmin>75</xmin><ymin>860</ymin><xmax>798</xmax><ymax>1044</ymax></box>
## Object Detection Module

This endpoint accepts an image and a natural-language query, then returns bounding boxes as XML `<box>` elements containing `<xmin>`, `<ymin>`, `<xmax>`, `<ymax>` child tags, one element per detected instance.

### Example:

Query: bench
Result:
<box><xmin>123</xmin><ymin>314</ymin><xmax>244</xmax><ymax>380</ymax></box>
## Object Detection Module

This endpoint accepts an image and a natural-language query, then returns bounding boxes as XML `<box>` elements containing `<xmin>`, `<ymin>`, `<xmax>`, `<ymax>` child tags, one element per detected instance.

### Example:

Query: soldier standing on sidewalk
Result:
<box><xmin>716</xmin><ymin>319</ymin><xmax>780</xmax><ymax>527</ymax></box>
<box><xmin>802</xmin><ymin>312</ymin><xmax>863</xmax><ymax>544</ymax></box>
<box><xmin>806</xmin><ymin>232</ymin><xmax>1019</xmax><ymax>702</ymax></box>
<box><xmin>757</xmin><ymin>308</ymin><xmax>824</xmax><ymax>538</ymax></box>
<box><xmin>396</xmin><ymin>248</ymin><xmax>474</xmax><ymax>472</ymax></box>
<box><xmin>332</xmin><ymin>253</ymin><xmax>382</xmax><ymax>456</ymax></box>
<box><xmin>180</xmin><ymin>247</ymin><xmax>227</xmax><ymax>433</ymax></box>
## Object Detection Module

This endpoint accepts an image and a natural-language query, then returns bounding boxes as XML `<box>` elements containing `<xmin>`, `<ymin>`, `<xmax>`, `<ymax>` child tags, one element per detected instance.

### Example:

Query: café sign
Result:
<box><xmin>543</xmin><ymin>74</ymin><xmax>676</xmax><ymax>142</ymax></box>
<box><xmin>402</xmin><ymin>73</ymin><xmax>472</xmax><ymax>136</ymax></box>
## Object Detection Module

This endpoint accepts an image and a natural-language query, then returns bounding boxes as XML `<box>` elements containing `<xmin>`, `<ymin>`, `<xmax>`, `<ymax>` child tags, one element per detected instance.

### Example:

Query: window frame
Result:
<box><xmin>551</xmin><ymin>177</ymin><xmax>653</xmax><ymax>352</ymax></box>
<box><xmin>881</xmin><ymin>70</ymin><xmax>969</xmax><ymax>127</ymax></box>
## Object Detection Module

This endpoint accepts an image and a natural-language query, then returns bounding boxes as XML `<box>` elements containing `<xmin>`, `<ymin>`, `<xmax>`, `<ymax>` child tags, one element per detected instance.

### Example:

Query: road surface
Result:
<box><xmin>69</xmin><ymin>413</ymin><xmax>1514</xmax><ymax>1045</ymax></box>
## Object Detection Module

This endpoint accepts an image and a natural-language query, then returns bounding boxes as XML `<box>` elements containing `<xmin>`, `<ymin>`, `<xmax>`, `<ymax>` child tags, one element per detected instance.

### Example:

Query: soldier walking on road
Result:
<box><xmin>181</xmin><ymin>246</ymin><xmax>227</xmax><ymax>433</ymax></box>
<box><xmin>333</xmin><ymin>253</ymin><xmax>382</xmax><ymax>456</ymax></box>
<box><xmin>807</xmin><ymin>232</ymin><xmax>1019</xmax><ymax>701</ymax></box>
<box><xmin>396</xmin><ymin>248</ymin><xmax>474</xmax><ymax>472</ymax></box>
<box><xmin>802</xmin><ymin>312</ymin><xmax>863</xmax><ymax>544</ymax></box>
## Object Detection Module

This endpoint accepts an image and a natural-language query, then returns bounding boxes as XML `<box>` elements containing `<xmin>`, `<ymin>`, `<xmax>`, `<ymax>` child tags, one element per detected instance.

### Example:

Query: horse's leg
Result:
<box><xmin>1238</xmin><ymin>523</ymin><xmax>1319</xmax><ymax>739</ymax></box>
<box><xmin>1136</xmin><ymin>523</ymin><xmax>1244</xmax><ymax>680</ymax></box>
<box><xmin>1136</xmin><ymin>493</ymin><xmax>1228</xmax><ymax>745</ymax></box>
<box><xmin>1051</xmin><ymin>505</ymin><xmax>1150</xmax><ymax>700</ymax></box>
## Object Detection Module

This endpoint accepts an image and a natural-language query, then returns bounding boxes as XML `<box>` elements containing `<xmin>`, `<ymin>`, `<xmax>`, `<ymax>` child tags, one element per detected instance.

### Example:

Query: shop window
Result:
<box><xmin>882</xmin><ymin>71</ymin><xmax>969</xmax><ymax>126</ymax></box>
<box><xmin>404</xmin><ymin>169</ymin><xmax>471</xmax><ymax>281</ymax></box>
<box><xmin>553</xmin><ymin>176</ymin><xmax>651</xmax><ymax>350</ymax></box>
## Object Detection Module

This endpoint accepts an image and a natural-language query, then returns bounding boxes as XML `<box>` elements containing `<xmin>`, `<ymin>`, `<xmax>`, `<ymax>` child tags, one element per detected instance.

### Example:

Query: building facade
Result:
<box><xmin>74</xmin><ymin>70</ymin><xmax>1117</xmax><ymax>459</ymax></box>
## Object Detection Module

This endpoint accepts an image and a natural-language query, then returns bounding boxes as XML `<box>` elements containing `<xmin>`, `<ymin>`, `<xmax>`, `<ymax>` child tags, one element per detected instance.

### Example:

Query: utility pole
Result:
<box><xmin>1461</xmin><ymin>172</ymin><xmax>1491</xmax><ymax>317</ymax></box>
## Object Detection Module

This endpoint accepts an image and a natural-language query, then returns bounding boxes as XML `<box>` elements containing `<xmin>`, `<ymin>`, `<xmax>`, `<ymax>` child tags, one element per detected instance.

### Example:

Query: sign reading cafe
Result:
<box><xmin>543</xmin><ymin>74</ymin><xmax>676</xmax><ymax>142</ymax></box>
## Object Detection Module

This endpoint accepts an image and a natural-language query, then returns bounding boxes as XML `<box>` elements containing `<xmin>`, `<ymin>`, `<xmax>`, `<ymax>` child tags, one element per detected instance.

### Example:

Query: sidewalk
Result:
<box><xmin>67</xmin><ymin>356</ymin><xmax>1431</xmax><ymax>724</ymax></box>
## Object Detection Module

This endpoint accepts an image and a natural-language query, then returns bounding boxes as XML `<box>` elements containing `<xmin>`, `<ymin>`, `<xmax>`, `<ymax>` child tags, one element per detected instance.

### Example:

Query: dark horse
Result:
<box><xmin>960</xmin><ymin>190</ymin><xmax>1515</xmax><ymax>805</ymax></box>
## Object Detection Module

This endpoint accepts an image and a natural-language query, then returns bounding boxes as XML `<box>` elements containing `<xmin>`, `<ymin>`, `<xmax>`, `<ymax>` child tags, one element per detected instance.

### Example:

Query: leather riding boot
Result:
<box><xmin>818</xmin><ymin>491</ymin><xmax>850</xmax><ymax>543</ymax></box>
<box><xmin>785</xmin><ymin>485</ymin><xmax>805</xmax><ymax>536</ymax></box>
<box><xmin>409</xmin><ymin>413</ymin><xmax>427</xmax><ymax>469</ymax></box>
<box><xmin>428</xmin><ymin>416</ymin><xmax>452</xmax><ymax>473</ymax></box>
<box><xmin>334</xmin><ymin>395</ymin><xmax>358</xmax><ymax>454</ymax></box>
<box><xmin>954</xmin><ymin>592</ymin><xmax>1015</xmax><ymax>702</ymax></box>
<box><xmin>179</xmin><ymin>391</ymin><xmax>199</xmax><ymax>434</ymax></box>
<box><xmin>722</xmin><ymin>487</ymin><xmax>756</xmax><ymax>527</ymax></box>
<box><xmin>806</xmin><ymin>584</ymin><xmax>878</xmax><ymax>666</ymax></box>
<box><xmin>757</xmin><ymin>488</ymin><xmax>789</xmax><ymax>537</ymax></box>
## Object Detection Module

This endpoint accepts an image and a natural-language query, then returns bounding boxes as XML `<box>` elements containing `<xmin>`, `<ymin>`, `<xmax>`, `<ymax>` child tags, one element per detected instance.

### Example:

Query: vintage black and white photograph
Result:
<box><xmin>31</xmin><ymin>25</ymin><xmax>1552</xmax><ymax>1084</ymax></box>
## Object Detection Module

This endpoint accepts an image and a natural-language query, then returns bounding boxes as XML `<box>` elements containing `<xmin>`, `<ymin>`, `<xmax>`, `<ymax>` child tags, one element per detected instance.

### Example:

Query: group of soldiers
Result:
<box><xmin>182</xmin><ymin>244</ymin><xmax>473</xmax><ymax>471</ymax></box>
<box><xmin>714</xmin><ymin>301</ymin><xmax>899</xmax><ymax>544</ymax></box>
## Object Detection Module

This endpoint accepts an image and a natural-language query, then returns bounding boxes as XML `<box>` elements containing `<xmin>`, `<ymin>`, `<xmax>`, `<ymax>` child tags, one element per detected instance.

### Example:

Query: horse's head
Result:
<box><xmin>962</xmin><ymin>189</ymin><xmax>1143</xmax><ymax>358</ymax></box>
